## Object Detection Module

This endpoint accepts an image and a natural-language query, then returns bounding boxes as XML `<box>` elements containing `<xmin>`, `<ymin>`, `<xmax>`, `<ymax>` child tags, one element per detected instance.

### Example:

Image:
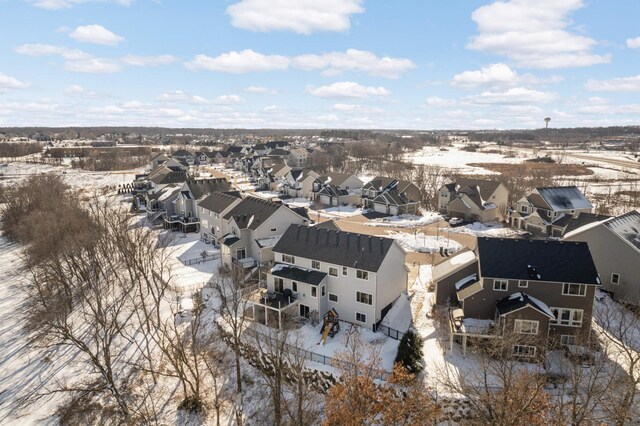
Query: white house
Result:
<box><xmin>263</xmin><ymin>225</ymin><xmax>408</xmax><ymax>330</ymax></box>
<box><xmin>198</xmin><ymin>192</ymin><xmax>242</xmax><ymax>245</ymax></box>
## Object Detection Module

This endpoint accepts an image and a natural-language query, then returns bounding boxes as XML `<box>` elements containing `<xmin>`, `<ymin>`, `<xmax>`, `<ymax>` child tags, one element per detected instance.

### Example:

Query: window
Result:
<box><xmin>562</xmin><ymin>283</ymin><xmax>586</xmax><ymax>296</ymax></box>
<box><xmin>355</xmin><ymin>312</ymin><xmax>367</xmax><ymax>323</ymax></box>
<box><xmin>356</xmin><ymin>270</ymin><xmax>369</xmax><ymax>280</ymax></box>
<box><xmin>329</xmin><ymin>293</ymin><xmax>338</xmax><ymax>303</ymax></box>
<box><xmin>342</xmin><ymin>266</ymin><xmax>348</xmax><ymax>276</ymax></box>
<box><xmin>493</xmin><ymin>279</ymin><xmax>508</xmax><ymax>291</ymax></box>
<box><xmin>560</xmin><ymin>334</ymin><xmax>576</xmax><ymax>345</ymax></box>
<box><xmin>321</xmin><ymin>285</ymin><xmax>326</xmax><ymax>297</ymax></box>
<box><xmin>292</xmin><ymin>281</ymin><xmax>298</xmax><ymax>293</ymax></box>
<box><xmin>514</xmin><ymin>319</ymin><xmax>539</xmax><ymax>335</ymax></box>
<box><xmin>274</xmin><ymin>277</ymin><xmax>283</xmax><ymax>293</ymax></box>
<box><xmin>311</xmin><ymin>287</ymin><xmax>317</xmax><ymax>298</ymax></box>
<box><xmin>611</xmin><ymin>273</ymin><xmax>620</xmax><ymax>285</ymax></box>
<box><xmin>520</xmin><ymin>205</ymin><xmax>528</xmax><ymax>213</ymax></box>
<box><xmin>551</xmin><ymin>308</ymin><xmax>583</xmax><ymax>327</ymax></box>
<box><xmin>236</xmin><ymin>248</ymin><xmax>246</xmax><ymax>260</ymax></box>
<box><xmin>282</xmin><ymin>254</ymin><xmax>295</xmax><ymax>264</ymax></box>
<box><xmin>312</xmin><ymin>260</ymin><xmax>321</xmax><ymax>270</ymax></box>
<box><xmin>329</xmin><ymin>267</ymin><xmax>338</xmax><ymax>276</ymax></box>
<box><xmin>518</xmin><ymin>280</ymin><xmax>528</xmax><ymax>288</ymax></box>
<box><xmin>513</xmin><ymin>345</ymin><xmax>536</xmax><ymax>358</ymax></box>
<box><xmin>356</xmin><ymin>291</ymin><xmax>373</xmax><ymax>305</ymax></box>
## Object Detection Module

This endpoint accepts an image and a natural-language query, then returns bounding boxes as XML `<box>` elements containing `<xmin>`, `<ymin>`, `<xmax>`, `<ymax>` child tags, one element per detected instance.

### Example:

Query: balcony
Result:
<box><xmin>163</xmin><ymin>214</ymin><xmax>200</xmax><ymax>233</ymax></box>
<box><xmin>244</xmin><ymin>288</ymin><xmax>299</xmax><ymax>329</ymax></box>
<box><xmin>232</xmin><ymin>257</ymin><xmax>257</xmax><ymax>269</ymax></box>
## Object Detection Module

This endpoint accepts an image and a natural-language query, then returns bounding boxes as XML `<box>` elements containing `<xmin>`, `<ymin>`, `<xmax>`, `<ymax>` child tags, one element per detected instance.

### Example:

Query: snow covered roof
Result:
<box><xmin>455</xmin><ymin>274</ymin><xmax>478</xmax><ymax>291</ymax></box>
<box><xmin>603</xmin><ymin>210</ymin><xmax>640</xmax><ymax>252</ymax></box>
<box><xmin>432</xmin><ymin>250</ymin><xmax>477</xmax><ymax>282</ymax></box>
<box><xmin>496</xmin><ymin>292</ymin><xmax>555</xmax><ymax>319</ymax></box>
<box><xmin>255</xmin><ymin>234</ymin><xmax>282</xmax><ymax>249</ymax></box>
<box><xmin>536</xmin><ymin>186</ymin><xmax>592</xmax><ymax>211</ymax></box>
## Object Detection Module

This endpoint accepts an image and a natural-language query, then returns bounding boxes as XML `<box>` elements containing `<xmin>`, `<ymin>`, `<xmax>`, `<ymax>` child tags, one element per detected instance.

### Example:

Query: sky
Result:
<box><xmin>0</xmin><ymin>0</ymin><xmax>639</xmax><ymax>130</ymax></box>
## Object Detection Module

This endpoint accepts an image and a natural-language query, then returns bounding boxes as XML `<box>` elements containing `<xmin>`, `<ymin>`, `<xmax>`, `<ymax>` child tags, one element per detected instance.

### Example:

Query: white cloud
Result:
<box><xmin>466</xmin><ymin>87</ymin><xmax>557</xmax><ymax>105</ymax></box>
<box><xmin>306</xmin><ymin>82</ymin><xmax>389</xmax><ymax>98</ymax></box>
<box><xmin>187</xmin><ymin>48</ymin><xmax>413</xmax><ymax>78</ymax></box>
<box><xmin>291</xmin><ymin>49</ymin><xmax>415</xmax><ymax>79</ymax></box>
<box><xmin>158</xmin><ymin>90</ymin><xmax>208</xmax><ymax>104</ymax></box>
<box><xmin>121</xmin><ymin>55</ymin><xmax>177</xmax><ymax>66</ymax></box>
<box><xmin>68</xmin><ymin>24</ymin><xmax>124</xmax><ymax>46</ymax></box>
<box><xmin>244</xmin><ymin>85</ymin><xmax>277</xmax><ymax>94</ymax></box>
<box><xmin>263</xmin><ymin>105</ymin><xmax>279</xmax><ymax>112</ymax></box>
<box><xmin>331</xmin><ymin>103</ymin><xmax>383</xmax><ymax>113</ymax></box>
<box><xmin>226</xmin><ymin>0</ymin><xmax>364</xmax><ymax>34</ymax></box>
<box><xmin>468</xmin><ymin>0</ymin><xmax>610</xmax><ymax>68</ymax></box>
<box><xmin>15</xmin><ymin>43</ymin><xmax>90</xmax><ymax>60</ymax></box>
<box><xmin>29</xmin><ymin>0</ymin><xmax>133</xmax><ymax>10</ymax></box>
<box><xmin>627</xmin><ymin>37</ymin><xmax>640</xmax><ymax>49</ymax></box>
<box><xmin>424</xmin><ymin>96</ymin><xmax>456</xmax><ymax>107</ymax></box>
<box><xmin>585</xmin><ymin>75</ymin><xmax>640</xmax><ymax>92</ymax></box>
<box><xmin>452</xmin><ymin>63</ymin><xmax>518</xmax><ymax>88</ymax></box>
<box><xmin>65</xmin><ymin>58</ymin><xmax>122</xmax><ymax>73</ymax></box>
<box><xmin>213</xmin><ymin>94</ymin><xmax>245</xmax><ymax>105</ymax></box>
<box><xmin>64</xmin><ymin>84</ymin><xmax>99</xmax><ymax>97</ymax></box>
<box><xmin>185</xmin><ymin>50</ymin><xmax>290</xmax><ymax>73</ymax></box>
<box><xmin>0</xmin><ymin>72</ymin><xmax>31</xmax><ymax>93</ymax></box>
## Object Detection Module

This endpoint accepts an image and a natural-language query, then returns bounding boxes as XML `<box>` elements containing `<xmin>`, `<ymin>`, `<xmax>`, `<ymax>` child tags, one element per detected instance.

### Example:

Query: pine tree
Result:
<box><xmin>394</xmin><ymin>329</ymin><xmax>424</xmax><ymax>374</ymax></box>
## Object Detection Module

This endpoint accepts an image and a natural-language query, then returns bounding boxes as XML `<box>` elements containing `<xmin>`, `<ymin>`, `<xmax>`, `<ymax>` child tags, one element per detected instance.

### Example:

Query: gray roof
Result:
<box><xmin>197</xmin><ymin>191</ymin><xmax>240</xmax><ymax>213</ymax></box>
<box><xmin>315</xmin><ymin>220</ymin><xmax>342</xmax><ymax>231</ymax></box>
<box><xmin>604</xmin><ymin>210</ymin><xmax>640</xmax><ymax>252</ymax></box>
<box><xmin>317</xmin><ymin>172</ymin><xmax>358</xmax><ymax>188</ymax></box>
<box><xmin>564</xmin><ymin>212</ymin><xmax>612</xmax><ymax>234</ymax></box>
<box><xmin>455</xmin><ymin>178</ymin><xmax>503</xmax><ymax>200</ymax></box>
<box><xmin>148</xmin><ymin>166</ymin><xmax>188</xmax><ymax>185</ymax></box>
<box><xmin>185</xmin><ymin>178</ymin><xmax>232</xmax><ymax>200</ymax></box>
<box><xmin>477</xmin><ymin>237</ymin><xmax>600</xmax><ymax>285</ymax></box>
<box><xmin>272</xmin><ymin>225</ymin><xmax>397</xmax><ymax>272</ymax></box>
<box><xmin>536</xmin><ymin>186</ymin><xmax>592</xmax><ymax>211</ymax></box>
<box><xmin>271</xmin><ymin>263</ymin><xmax>327</xmax><ymax>286</ymax></box>
<box><xmin>224</xmin><ymin>196</ymin><xmax>283</xmax><ymax>230</ymax></box>
<box><xmin>496</xmin><ymin>292</ymin><xmax>555</xmax><ymax>319</ymax></box>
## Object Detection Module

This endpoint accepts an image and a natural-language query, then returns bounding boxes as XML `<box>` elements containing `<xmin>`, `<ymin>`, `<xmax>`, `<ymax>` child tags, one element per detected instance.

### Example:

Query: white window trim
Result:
<box><xmin>311</xmin><ymin>287</ymin><xmax>317</xmax><ymax>298</ymax></box>
<box><xmin>514</xmin><ymin>319</ymin><xmax>539</xmax><ymax>335</ymax></box>
<box><xmin>493</xmin><ymin>279</ymin><xmax>508</xmax><ymax>291</ymax></box>
<box><xmin>356</xmin><ymin>291</ymin><xmax>373</xmax><ymax>305</ymax></box>
<box><xmin>518</xmin><ymin>280</ymin><xmax>528</xmax><ymax>288</ymax></box>
<box><xmin>282</xmin><ymin>254</ymin><xmax>295</xmax><ymax>264</ymax></box>
<box><xmin>311</xmin><ymin>260</ymin><xmax>321</xmax><ymax>270</ymax></box>
<box><xmin>355</xmin><ymin>312</ymin><xmax>367</xmax><ymax>323</ymax></box>
<box><xmin>560</xmin><ymin>334</ymin><xmax>576</xmax><ymax>345</ymax></box>
<box><xmin>550</xmin><ymin>307</ymin><xmax>583</xmax><ymax>327</ymax></box>
<box><xmin>562</xmin><ymin>283</ymin><xmax>586</xmax><ymax>297</ymax></box>
<box><xmin>611</xmin><ymin>273</ymin><xmax>620</xmax><ymax>285</ymax></box>
<box><xmin>356</xmin><ymin>269</ymin><xmax>369</xmax><ymax>280</ymax></box>
<box><xmin>329</xmin><ymin>293</ymin><xmax>338</xmax><ymax>303</ymax></box>
<box><xmin>342</xmin><ymin>266</ymin><xmax>348</xmax><ymax>276</ymax></box>
<box><xmin>329</xmin><ymin>267</ymin><xmax>338</xmax><ymax>277</ymax></box>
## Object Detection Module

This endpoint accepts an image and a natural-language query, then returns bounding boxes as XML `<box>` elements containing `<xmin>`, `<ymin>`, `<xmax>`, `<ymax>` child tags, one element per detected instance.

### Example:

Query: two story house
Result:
<box><xmin>282</xmin><ymin>169</ymin><xmax>320</xmax><ymax>199</ymax></box>
<box><xmin>362</xmin><ymin>176</ymin><xmax>421</xmax><ymax>216</ymax></box>
<box><xmin>438</xmin><ymin>179</ymin><xmax>508</xmax><ymax>223</ymax></box>
<box><xmin>313</xmin><ymin>172</ymin><xmax>363</xmax><ymax>207</ymax></box>
<box><xmin>510</xmin><ymin>186</ymin><xmax>593</xmax><ymax>237</ymax></box>
<box><xmin>198</xmin><ymin>192</ymin><xmax>242</xmax><ymax>245</ymax></box>
<box><xmin>434</xmin><ymin>237</ymin><xmax>600</xmax><ymax>358</ymax></box>
<box><xmin>166</xmin><ymin>178</ymin><xmax>232</xmax><ymax>233</ymax></box>
<box><xmin>219</xmin><ymin>197</ymin><xmax>307</xmax><ymax>269</ymax></box>
<box><xmin>288</xmin><ymin>148</ymin><xmax>309</xmax><ymax>168</ymax></box>
<box><xmin>261</xmin><ymin>225</ymin><xmax>408</xmax><ymax>330</ymax></box>
<box><xmin>564</xmin><ymin>210</ymin><xmax>640</xmax><ymax>307</ymax></box>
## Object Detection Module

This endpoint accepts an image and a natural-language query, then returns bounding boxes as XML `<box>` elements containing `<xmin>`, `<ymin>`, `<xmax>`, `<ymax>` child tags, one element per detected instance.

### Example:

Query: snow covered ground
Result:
<box><xmin>164</xmin><ymin>232</ymin><xmax>220</xmax><ymax>293</ymax></box>
<box><xmin>386</xmin><ymin>231</ymin><xmax>463</xmax><ymax>253</ymax></box>
<box><xmin>440</xmin><ymin>221</ymin><xmax>521</xmax><ymax>238</ymax></box>
<box><xmin>380</xmin><ymin>293</ymin><xmax>412</xmax><ymax>333</ymax></box>
<box><xmin>366</xmin><ymin>212</ymin><xmax>442</xmax><ymax>228</ymax></box>
<box><xmin>405</xmin><ymin>145</ymin><xmax>523</xmax><ymax>175</ymax></box>
<box><xmin>316</xmin><ymin>205</ymin><xmax>367</xmax><ymax>218</ymax></box>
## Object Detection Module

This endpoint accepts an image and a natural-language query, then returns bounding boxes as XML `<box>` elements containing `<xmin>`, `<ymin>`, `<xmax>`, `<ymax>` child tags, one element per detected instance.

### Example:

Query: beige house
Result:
<box><xmin>564</xmin><ymin>210</ymin><xmax>640</xmax><ymax>306</ymax></box>
<box><xmin>438</xmin><ymin>179</ymin><xmax>508</xmax><ymax>223</ymax></box>
<box><xmin>288</xmin><ymin>148</ymin><xmax>309</xmax><ymax>168</ymax></box>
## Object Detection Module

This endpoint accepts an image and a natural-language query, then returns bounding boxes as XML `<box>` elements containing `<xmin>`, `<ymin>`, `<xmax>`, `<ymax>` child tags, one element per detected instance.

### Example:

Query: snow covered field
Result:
<box><xmin>405</xmin><ymin>145</ymin><xmax>523</xmax><ymax>175</ymax></box>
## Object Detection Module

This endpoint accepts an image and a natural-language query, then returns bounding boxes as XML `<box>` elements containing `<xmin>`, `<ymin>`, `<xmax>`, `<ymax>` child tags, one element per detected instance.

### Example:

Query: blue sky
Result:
<box><xmin>1</xmin><ymin>0</ymin><xmax>639</xmax><ymax>129</ymax></box>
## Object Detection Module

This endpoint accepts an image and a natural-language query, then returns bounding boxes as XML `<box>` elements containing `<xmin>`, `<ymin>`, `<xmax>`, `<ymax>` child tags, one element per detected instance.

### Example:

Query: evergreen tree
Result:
<box><xmin>394</xmin><ymin>329</ymin><xmax>424</xmax><ymax>374</ymax></box>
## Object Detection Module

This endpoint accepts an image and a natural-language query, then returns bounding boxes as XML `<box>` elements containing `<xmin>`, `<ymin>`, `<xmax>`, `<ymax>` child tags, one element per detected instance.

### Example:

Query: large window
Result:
<box><xmin>611</xmin><ymin>273</ymin><xmax>620</xmax><ymax>285</ymax></box>
<box><xmin>312</xmin><ymin>260</ymin><xmax>321</xmax><ymax>270</ymax></box>
<box><xmin>562</xmin><ymin>283</ymin><xmax>586</xmax><ymax>296</ymax></box>
<box><xmin>493</xmin><ymin>279</ymin><xmax>508</xmax><ymax>291</ymax></box>
<box><xmin>282</xmin><ymin>254</ymin><xmax>295</xmax><ymax>264</ymax></box>
<box><xmin>356</xmin><ymin>270</ymin><xmax>369</xmax><ymax>280</ymax></box>
<box><xmin>514</xmin><ymin>319</ymin><xmax>539</xmax><ymax>335</ymax></box>
<box><xmin>560</xmin><ymin>334</ymin><xmax>576</xmax><ymax>345</ymax></box>
<box><xmin>356</xmin><ymin>291</ymin><xmax>373</xmax><ymax>305</ymax></box>
<box><xmin>551</xmin><ymin>308</ymin><xmax>583</xmax><ymax>327</ymax></box>
<box><xmin>355</xmin><ymin>312</ymin><xmax>367</xmax><ymax>323</ymax></box>
<box><xmin>329</xmin><ymin>267</ymin><xmax>338</xmax><ymax>277</ymax></box>
<box><xmin>329</xmin><ymin>293</ymin><xmax>338</xmax><ymax>302</ymax></box>
<box><xmin>513</xmin><ymin>345</ymin><xmax>536</xmax><ymax>358</ymax></box>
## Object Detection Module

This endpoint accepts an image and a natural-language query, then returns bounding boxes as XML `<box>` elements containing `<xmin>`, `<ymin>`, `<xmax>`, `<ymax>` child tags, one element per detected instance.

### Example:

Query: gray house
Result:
<box><xmin>434</xmin><ymin>238</ymin><xmax>600</xmax><ymax>358</ymax></box>
<box><xmin>564</xmin><ymin>210</ymin><xmax>640</xmax><ymax>306</ymax></box>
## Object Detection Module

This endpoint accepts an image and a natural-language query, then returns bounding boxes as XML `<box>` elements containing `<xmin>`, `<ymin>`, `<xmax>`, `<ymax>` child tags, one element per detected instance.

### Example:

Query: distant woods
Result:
<box><xmin>0</xmin><ymin>142</ymin><xmax>42</xmax><ymax>158</ymax></box>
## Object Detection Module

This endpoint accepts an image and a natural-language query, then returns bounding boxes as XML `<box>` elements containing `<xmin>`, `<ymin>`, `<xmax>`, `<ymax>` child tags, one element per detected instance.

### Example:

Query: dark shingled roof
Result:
<box><xmin>198</xmin><ymin>191</ymin><xmax>240</xmax><ymax>213</ymax></box>
<box><xmin>496</xmin><ymin>292</ymin><xmax>555</xmax><ymax>319</ymax></box>
<box><xmin>315</xmin><ymin>220</ymin><xmax>342</xmax><ymax>231</ymax></box>
<box><xmin>185</xmin><ymin>178</ymin><xmax>232</xmax><ymax>200</ymax></box>
<box><xmin>220</xmin><ymin>234</ymin><xmax>240</xmax><ymax>246</ymax></box>
<box><xmin>564</xmin><ymin>212</ymin><xmax>612</xmax><ymax>235</ymax></box>
<box><xmin>455</xmin><ymin>178</ymin><xmax>503</xmax><ymax>201</ymax></box>
<box><xmin>148</xmin><ymin>166</ymin><xmax>188</xmax><ymax>185</ymax></box>
<box><xmin>477</xmin><ymin>237</ymin><xmax>600</xmax><ymax>285</ymax></box>
<box><xmin>272</xmin><ymin>225</ymin><xmax>397</xmax><ymax>272</ymax></box>
<box><xmin>224</xmin><ymin>196</ymin><xmax>284</xmax><ymax>230</ymax></box>
<box><xmin>271</xmin><ymin>263</ymin><xmax>327</xmax><ymax>286</ymax></box>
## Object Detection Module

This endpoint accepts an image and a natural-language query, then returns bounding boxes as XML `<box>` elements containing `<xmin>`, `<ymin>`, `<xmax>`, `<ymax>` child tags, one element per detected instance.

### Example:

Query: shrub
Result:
<box><xmin>394</xmin><ymin>329</ymin><xmax>425</xmax><ymax>374</ymax></box>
